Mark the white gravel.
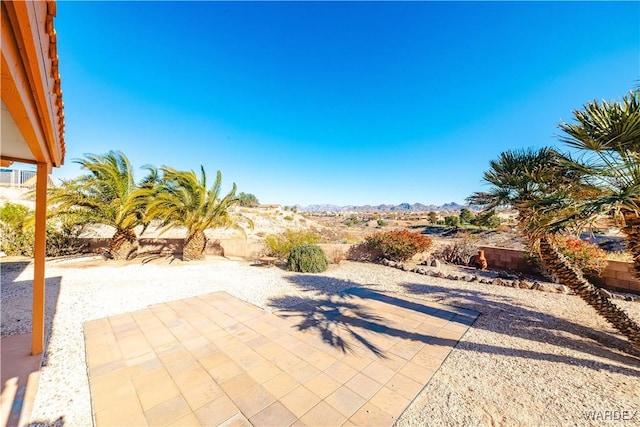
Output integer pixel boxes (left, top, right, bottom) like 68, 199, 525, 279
2, 256, 639, 426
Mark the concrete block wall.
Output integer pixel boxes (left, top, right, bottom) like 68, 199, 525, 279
479, 246, 535, 274
480, 245, 640, 295
589, 260, 640, 294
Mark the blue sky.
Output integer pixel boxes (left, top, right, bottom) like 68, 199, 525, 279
51, 1, 639, 206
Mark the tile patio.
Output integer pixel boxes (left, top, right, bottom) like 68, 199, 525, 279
83, 288, 478, 426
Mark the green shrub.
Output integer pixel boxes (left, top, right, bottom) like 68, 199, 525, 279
344, 217, 360, 227
365, 229, 433, 262
377, 219, 388, 227
0, 203, 34, 256
264, 229, 321, 259
284, 215, 294, 221
472, 209, 501, 229
0, 202, 86, 257
444, 216, 460, 227
459, 208, 474, 224
287, 244, 328, 273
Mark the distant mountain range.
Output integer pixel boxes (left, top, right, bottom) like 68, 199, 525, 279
297, 202, 470, 213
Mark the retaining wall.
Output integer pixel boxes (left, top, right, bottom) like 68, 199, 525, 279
480, 245, 640, 295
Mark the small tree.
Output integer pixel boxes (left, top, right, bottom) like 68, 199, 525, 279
238, 192, 259, 207
428, 211, 438, 224
459, 208, 474, 224
472, 209, 501, 229
143, 167, 252, 261
444, 215, 460, 227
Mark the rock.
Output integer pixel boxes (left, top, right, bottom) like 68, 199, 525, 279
401, 264, 410, 272
598, 288, 614, 299
493, 278, 503, 287
518, 280, 532, 289
468, 276, 478, 282
479, 279, 487, 284
625, 295, 634, 302
556, 285, 569, 294
431, 259, 441, 268
417, 268, 427, 275
433, 271, 445, 278
498, 271, 519, 280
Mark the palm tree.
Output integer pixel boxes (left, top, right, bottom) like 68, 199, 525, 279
143, 166, 252, 261
468, 147, 640, 350
47, 151, 155, 260
558, 90, 640, 277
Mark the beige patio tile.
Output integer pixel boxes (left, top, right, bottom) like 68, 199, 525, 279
207, 359, 244, 383
249, 401, 297, 427
166, 411, 202, 426
254, 341, 286, 359
399, 361, 437, 384
194, 395, 239, 426
340, 353, 373, 371
386, 373, 424, 400
246, 361, 283, 384
182, 380, 225, 411
348, 401, 396, 426
325, 386, 367, 418
305, 351, 338, 370
144, 395, 191, 426
220, 372, 259, 398
279, 385, 321, 418
134, 373, 181, 412
287, 361, 320, 383
262, 372, 299, 399
345, 372, 383, 400
91, 378, 137, 413
297, 401, 347, 427
198, 349, 232, 370
324, 360, 358, 383
88, 358, 126, 378
125, 352, 163, 378
232, 384, 277, 418
360, 360, 397, 385
171, 364, 212, 393
189, 342, 221, 359
94, 407, 148, 426
220, 412, 253, 426
303, 372, 341, 399
369, 386, 411, 418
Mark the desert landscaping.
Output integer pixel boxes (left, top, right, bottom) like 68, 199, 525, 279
2, 193, 640, 425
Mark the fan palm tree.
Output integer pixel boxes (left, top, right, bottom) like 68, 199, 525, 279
143, 166, 252, 261
468, 147, 640, 350
47, 151, 155, 260
557, 90, 640, 276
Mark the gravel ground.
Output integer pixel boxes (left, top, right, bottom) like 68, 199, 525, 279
2, 256, 639, 427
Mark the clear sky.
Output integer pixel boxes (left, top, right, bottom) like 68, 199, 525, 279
50, 1, 639, 206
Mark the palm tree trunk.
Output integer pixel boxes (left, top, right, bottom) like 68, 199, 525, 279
109, 228, 138, 260
538, 236, 640, 350
621, 210, 640, 278
183, 230, 207, 261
